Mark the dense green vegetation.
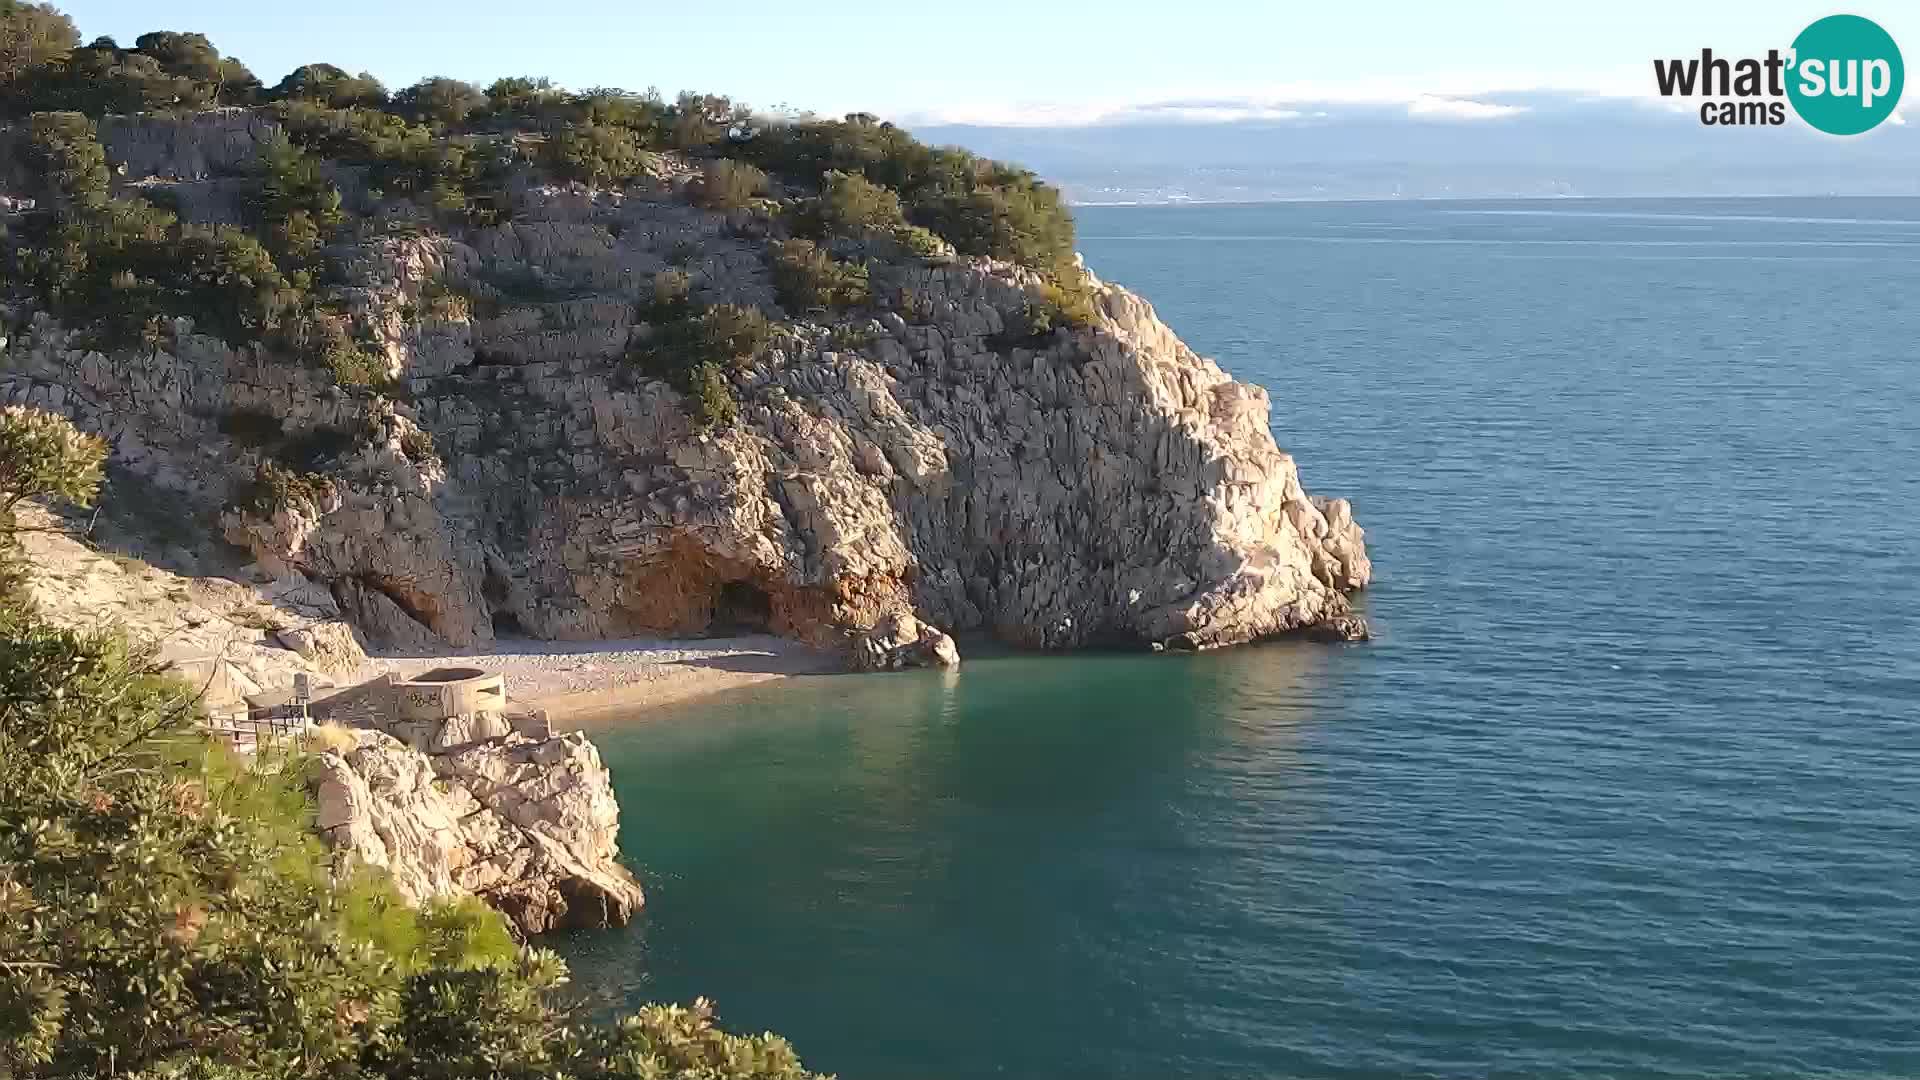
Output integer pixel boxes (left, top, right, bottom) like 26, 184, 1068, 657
0, 0, 1092, 423
0, 406, 830, 1079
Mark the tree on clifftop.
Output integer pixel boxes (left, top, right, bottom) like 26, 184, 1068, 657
394, 76, 487, 129
271, 62, 386, 109
0, 1, 76, 92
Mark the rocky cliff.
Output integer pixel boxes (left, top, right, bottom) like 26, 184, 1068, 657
12, 502, 644, 938
1, 110, 1370, 665
309, 722, 644, 937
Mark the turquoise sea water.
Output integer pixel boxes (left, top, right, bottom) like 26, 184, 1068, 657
557, 198, 1920, 1079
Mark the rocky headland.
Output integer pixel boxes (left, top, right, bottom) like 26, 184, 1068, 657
2, 105, 1370, 937
4, 109, 1369, 670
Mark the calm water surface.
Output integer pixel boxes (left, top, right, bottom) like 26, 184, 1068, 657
558, 198, 1920, 1079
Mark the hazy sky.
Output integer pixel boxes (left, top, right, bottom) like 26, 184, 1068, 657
50, 1, 1918, 124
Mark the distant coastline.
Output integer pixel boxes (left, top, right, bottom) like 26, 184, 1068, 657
1068, 191, 1920, 208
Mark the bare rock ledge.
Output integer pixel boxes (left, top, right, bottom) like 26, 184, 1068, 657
309, 718, 644, 938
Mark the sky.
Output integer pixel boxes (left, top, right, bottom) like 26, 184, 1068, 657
50, 1, 1920, 125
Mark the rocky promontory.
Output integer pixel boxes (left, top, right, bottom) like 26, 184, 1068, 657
2, 109, 1370, 671
308, 719, 644, 937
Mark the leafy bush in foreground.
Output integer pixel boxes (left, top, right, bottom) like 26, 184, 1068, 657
0, 423, 827, 1076
0, 406, 103, 598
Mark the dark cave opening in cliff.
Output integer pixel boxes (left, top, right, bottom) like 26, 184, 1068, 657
711, 580, 773, 636
483, 571, 525, 637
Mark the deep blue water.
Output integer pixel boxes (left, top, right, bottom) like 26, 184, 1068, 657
558, 198, 1920, 1079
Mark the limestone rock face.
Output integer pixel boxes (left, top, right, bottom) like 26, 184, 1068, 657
849, 611, 961, 671
309, 725, 644, 937
848, 611, 960, 668
2, 128, 1371, 661
99, 109, 278, 182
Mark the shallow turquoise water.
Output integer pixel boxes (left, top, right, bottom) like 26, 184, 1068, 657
559, 198, 1920, 1079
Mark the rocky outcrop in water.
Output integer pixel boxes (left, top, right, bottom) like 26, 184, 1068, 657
309, 721, 644, 937
0, 110, 1371, 668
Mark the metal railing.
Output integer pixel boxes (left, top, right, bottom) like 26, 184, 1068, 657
207, 675, 313, 752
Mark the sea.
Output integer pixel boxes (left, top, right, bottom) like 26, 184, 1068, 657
555, 197, 1920, 1079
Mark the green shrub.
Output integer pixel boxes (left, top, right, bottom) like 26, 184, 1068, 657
634, 304, 770, 373
418, 277, 472, 321
895, 286, 934, 322
270, 62, 386, 108
643, 268, 694, 320
665, 90, 745, 150
277, 307, 388, 388
394, 76, 487, 128
21, 110, 107, 209
571, 87, 668, 135
914, 178, 1077, 272
690, 158, 769, 211
5, 26, 257, 117
398, 428, 437, 465
239, 460, 334, 514
630, 304, 773, 429
482, 75, 565, 124
827, 323, 876, 351
686, 360, 738, 430
133, 30, 259, 101
324, 340, 389, 388
815, 169, 905, 236
135, 184, 182, 215
769, 238, 869, 311
541, 122, 649, 188
1040, 267, 1101, 327
0, 2, 77, 102
0, 406, 105, 542
20, 194, 301, 351
996, 269, 1101, 345
735, 115, 1078, 271
271, 101, 487, 214
252, 131, 342, 264
736, 113, 934, 191
890, 222, 947, 258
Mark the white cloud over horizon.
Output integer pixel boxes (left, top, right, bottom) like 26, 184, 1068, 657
883, 74, 1659, 129
1405, 95, 1529, 120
